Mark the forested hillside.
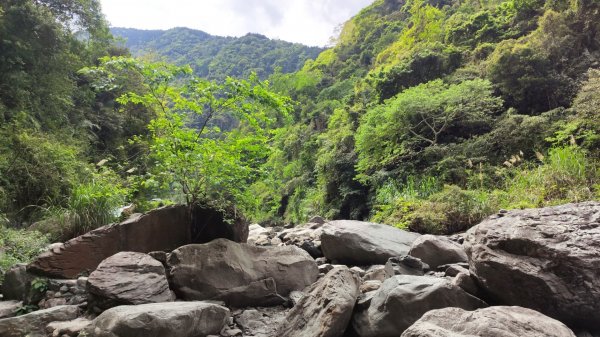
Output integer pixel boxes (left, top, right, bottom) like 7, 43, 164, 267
111, 27, 324, 80
249, 0, 600, 231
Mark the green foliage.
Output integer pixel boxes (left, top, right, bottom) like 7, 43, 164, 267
255, 0, 600, 227
0, 226, 49, 284
559, 68, 600, 149
0, 0, 135, 231
85, 57, 292, 211
31, 277, 48, 293
356, 78, 502, 180
0, 128, 89, 223
369, 43, 464, 101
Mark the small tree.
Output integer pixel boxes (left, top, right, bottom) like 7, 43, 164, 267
81, 57, 292, 209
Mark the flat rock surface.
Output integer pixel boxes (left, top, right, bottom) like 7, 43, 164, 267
0, 305, 79, 337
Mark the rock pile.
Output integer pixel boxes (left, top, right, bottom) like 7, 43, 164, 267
0, 202, 598, 337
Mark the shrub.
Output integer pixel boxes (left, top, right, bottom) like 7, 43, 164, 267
0, 226, 49, 284
408, 185, 498, 234
371, 176, 441, 229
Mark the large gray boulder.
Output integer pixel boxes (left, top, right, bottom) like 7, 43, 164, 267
352, 275, 486, 337
84, 302, 229, 337
320, 221, 420, 265
408, 234, 467, 269
464, 202, 600, 330
87, 252, 174, 310
0, 305, 79, 337
168, 239, 318, 307
401, 306, 576, 337
279, 266, 360, 337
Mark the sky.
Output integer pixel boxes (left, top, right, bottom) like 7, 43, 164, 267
99, 0, 374, 47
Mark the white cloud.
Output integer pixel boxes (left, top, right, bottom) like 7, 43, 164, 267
99, 0, 373, 46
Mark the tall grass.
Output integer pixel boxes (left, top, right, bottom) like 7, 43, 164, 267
370, 146, 598, 234
36, 170, 128, 241
502, 146, 596, 208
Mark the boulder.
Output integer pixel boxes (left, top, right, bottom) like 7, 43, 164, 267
401, 306, 576, 337
442, 263, 469, 277
1, 264, 42, 304
84, 302, 229, 337
408, 234, 467, 269
452, 271, 480, 296
363, 265, 386, 281
0, 305, 79, 337
87, 252, 174, 310
168, 239, 318, 307
464, 202, 600, 330
384, 256, 428, 277
320, 220, 420, 265
352, 275, 486, 337
360, 280, 382, 293
278, 266, 361, 337
247, 224, 274, 246
28, 205, 248, 279
0, 301, 22, 319
300, 240, 323, 258
279, 227, 322, 245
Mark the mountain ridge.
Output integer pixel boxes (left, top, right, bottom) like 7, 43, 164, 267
111, 27, 324, 81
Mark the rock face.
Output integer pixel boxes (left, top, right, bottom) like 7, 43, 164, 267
0, 305, 79, 337
352, 275, 486, 337
87, 252, 174, 310
168, 239, 318, 307
408, 234, 467, 269
84, 302, 229, 337
320, 221, 420, 265
28, 205, 248, 279
278, 266, 361, 337
464, 202, 600, 330
401, 306, 576, 337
